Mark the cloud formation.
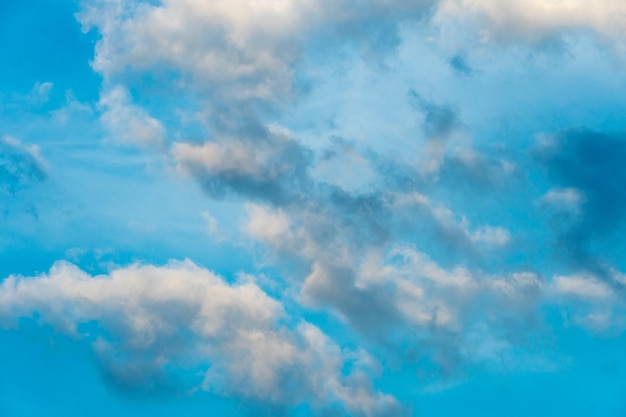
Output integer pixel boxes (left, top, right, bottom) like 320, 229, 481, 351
0, 260, 400, 416
78, 0, 435, 102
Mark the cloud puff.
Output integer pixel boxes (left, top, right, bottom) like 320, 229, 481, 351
541, 187, 586, 214
0, 136, 47, 194
0, 260, 400, 416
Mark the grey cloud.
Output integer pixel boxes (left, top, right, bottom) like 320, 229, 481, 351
172, 125, 312, 206
246, 202, 545, 377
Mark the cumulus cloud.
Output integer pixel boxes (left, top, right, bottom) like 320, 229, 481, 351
77, 0, 435, 106
0, 260, 400, 416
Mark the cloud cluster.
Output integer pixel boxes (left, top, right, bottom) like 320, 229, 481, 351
0, 260, 401, 416
246, 202, 542, 375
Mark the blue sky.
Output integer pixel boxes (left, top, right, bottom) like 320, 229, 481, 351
1, 1, 626, 416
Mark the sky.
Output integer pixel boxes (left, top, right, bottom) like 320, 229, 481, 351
1, 0, 626, 416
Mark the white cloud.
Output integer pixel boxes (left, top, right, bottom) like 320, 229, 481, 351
99, 85, 166, 147
554, 274, 613, 300
0, 260, 398, 416
551, 273, 626, 332
541, 187, 586, 214
470, 225, 511, 246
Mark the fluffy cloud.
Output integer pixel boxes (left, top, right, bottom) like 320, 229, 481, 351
78, 0, 435, 102
0, 260, 400, 416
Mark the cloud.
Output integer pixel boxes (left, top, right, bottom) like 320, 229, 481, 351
245, 202, 544, 376
99, 85, 166, 147
540, 187, 586, 214
78, 0, 436, 103
0, 259, 400, 416
554, 274, 613, 300
437, 0, 626, 42
0, 136, 47, 194
552, 271, 626, 332
172, 124, 311, 204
